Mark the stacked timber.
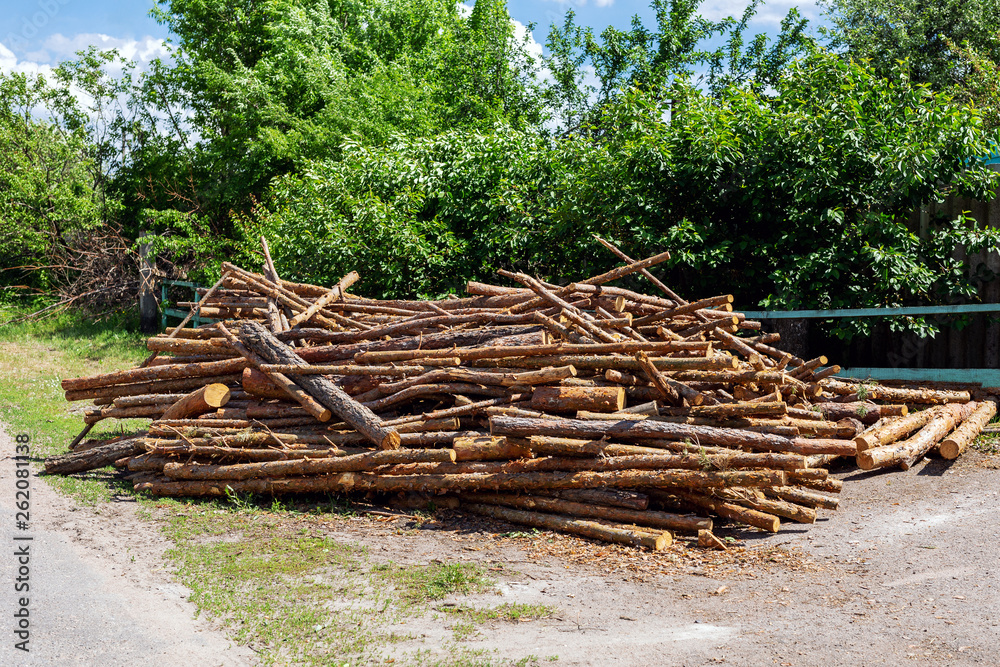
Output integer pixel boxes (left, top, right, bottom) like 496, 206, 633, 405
44, 238, 1000, 552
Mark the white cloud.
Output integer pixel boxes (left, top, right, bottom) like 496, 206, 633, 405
0, 33, 169, 79
697, 0, 822, 25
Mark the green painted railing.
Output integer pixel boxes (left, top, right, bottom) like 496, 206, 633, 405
741, 303, 1000, 319
160, 280, 214, 330
738, 303, 1000, 387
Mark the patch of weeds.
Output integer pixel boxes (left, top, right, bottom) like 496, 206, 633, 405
375, 561, 494, 604
451, 620, 477, 642
500, 528, 541, 539
972, 434, 1000, 455
443, 603, 556, 623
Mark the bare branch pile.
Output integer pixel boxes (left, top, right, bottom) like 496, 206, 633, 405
44, 239, 999, 551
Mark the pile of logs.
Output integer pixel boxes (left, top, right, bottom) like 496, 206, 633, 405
44, 238, 999, 552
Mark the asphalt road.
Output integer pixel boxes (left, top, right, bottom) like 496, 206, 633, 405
0, 426, 253, 667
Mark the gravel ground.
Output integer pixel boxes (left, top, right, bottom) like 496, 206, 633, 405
2, 420, 997, 666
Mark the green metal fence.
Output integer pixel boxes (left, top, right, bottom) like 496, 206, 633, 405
740, 304, 1000, 387
160, 280, 214, 330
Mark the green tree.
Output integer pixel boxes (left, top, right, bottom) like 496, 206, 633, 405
820, 0, 1000, 88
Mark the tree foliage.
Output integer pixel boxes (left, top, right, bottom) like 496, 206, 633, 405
249, 51, 999, 340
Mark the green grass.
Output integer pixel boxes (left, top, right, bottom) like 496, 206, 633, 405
375, 561, 494, 604
0, 310, 550, 666
441, 603, 556, 624
0, 308, 147, 501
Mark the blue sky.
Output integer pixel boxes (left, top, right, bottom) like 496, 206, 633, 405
0, 0, 826, 75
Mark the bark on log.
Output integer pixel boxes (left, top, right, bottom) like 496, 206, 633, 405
766, 486, 839, 510
162, 448, 456, 481
160, 384, 231, 421
529, 386, 625, 413
490, 415, 798, 452
44, 438, 145, 475
823, 379, 971, 404
462, 502, 671, 551
235, 321, 398, 448
671, 490, 780, 532
939, 400, 997, 460
857, 403, 975, 470
452, 436, 533, 461
460, 493, 708, 533
62, 357, 247, 393
550, 489, 650, 511
853, 409, 939, 452
241, 367, 290, 399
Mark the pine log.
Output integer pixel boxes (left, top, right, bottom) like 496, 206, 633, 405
43, 438, 145, 475
61, 357, 247, 393
241, 367, 291, 399
160, 384, 232, 421
525, 435, 683, 458
671, 490, 781, 532
853, 409, 939, 452
287, 271, 359, 327
235, 321, 398, 448
460, 493, 708, 533
452, 436, 533, 461
462, 502, 671, 551
551, 489, 650, 511
721, 491, 816, 524
824, 379, 971, 404
939, 400, 997, 459
137, 468, 786, 497
83, 405, 165, 424
65, 373, 244, 403
766, 486, 839, 510
489, 415, 798, 452
529, 386, 625, 413
112, 393, 187, 408
857, 403, 976, 470
163, 448, 456, 481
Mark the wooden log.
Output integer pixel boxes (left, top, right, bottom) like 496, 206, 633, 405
146, 445, 348, 462
824, 379, 971, 404
462, 502, 671, 551
162, 448, 456, 481
632, 294, 735, 327
551, 489, 650, 511
452, 436, 533, 461
160, 384, 231, 421
698, 529, 728, 550
241, 367, 290, 399
525, 435, 681, 458
43, 438, 145, 475
526, 436, 808, 469
61, 357, 247, 393
236, 320, 399, 448
660, 401, 787, 419
460, 493, 708, 533
145, 338, 238, 356
287, 271, 360, 328
112, 393, 187, 408
217, 324, 333, 423
766, 487, 839, 511
858, 403, 976, 470
353, 341, 709, 364
529, 386, 625, 413
671, 490, 781, 532
490, 415, 797, 452
940, 400, 997, 459
720, 490, 816, 524
468, 354, 737, 371
853, 408, 939, 452
83, 405, 165, 424
814, 402, 907, 424
795, 477, 844, 493
137, 468, 786, 498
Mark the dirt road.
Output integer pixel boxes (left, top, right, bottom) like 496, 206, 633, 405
0, 427, 254, 667
2, 419, 998, 666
